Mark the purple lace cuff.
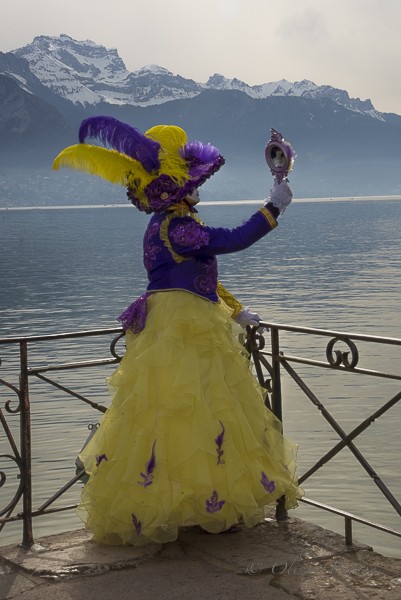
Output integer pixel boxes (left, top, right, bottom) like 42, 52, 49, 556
118, 292, 150, 333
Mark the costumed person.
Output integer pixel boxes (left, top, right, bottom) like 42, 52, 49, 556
53, 117, 303, 546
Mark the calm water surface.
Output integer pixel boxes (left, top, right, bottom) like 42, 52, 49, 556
1, 198, 401, 556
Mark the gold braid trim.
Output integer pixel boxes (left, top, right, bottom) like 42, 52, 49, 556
159, 206, 206, 263
159, 210, 192, 263
259, 206, 278, 229
217, 282, 243, 318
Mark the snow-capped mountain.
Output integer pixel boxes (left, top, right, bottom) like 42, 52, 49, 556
10, 34, 202, 106
0, 34, 383, 120
207, 74, 381, 120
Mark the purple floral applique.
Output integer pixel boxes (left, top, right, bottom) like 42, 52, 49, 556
169, 220, 210, 250
260, 471, 276, 494
138, 440, 157, 488
206, 490, 225, 513
95, 454, 108, 466
215, 421, 225, 465
131, 513, 142, 536
194, 257, 218, 295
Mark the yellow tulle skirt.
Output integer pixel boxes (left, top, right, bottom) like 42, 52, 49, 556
77, 291, 303, 545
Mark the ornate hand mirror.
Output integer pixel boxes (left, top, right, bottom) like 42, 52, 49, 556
265, 129, 296, 183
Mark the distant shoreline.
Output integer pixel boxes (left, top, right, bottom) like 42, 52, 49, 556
1, 195, 401, 211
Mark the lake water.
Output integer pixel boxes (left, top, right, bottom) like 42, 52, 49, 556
1, 197, 401, 556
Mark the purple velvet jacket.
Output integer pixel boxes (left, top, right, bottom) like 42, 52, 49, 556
118, 203, 279, 332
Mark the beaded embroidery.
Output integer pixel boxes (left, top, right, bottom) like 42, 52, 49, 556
169, 220, 210, 250
143, 222, 162, 270
194, 258, 218, 295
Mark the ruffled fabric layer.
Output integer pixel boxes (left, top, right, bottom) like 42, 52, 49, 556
77, 291, 302, 545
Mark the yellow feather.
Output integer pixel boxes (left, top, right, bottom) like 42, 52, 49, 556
52, 144, 153, 188
145, 125, 189, 183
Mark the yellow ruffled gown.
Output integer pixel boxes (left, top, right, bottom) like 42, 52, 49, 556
77, 291, 302, 545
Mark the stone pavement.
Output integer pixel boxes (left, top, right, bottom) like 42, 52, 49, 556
1, 517, 401, 600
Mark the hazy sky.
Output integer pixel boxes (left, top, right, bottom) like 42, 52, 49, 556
2, 0, 401, 114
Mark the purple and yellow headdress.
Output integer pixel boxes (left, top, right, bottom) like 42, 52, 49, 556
52, 116, 225, 213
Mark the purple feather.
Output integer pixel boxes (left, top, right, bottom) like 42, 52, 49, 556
78, 116, 161, 173
181, 141, 221, 164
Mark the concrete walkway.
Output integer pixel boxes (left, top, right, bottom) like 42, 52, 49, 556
1, 517, 401, 599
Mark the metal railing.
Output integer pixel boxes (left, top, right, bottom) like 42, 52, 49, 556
0, 327, 123, 548
247, 322, 401, 546
1, 323, 401, 549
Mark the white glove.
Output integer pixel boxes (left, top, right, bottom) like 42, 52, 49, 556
235, 307, 263, 329
268, 180, 293, 214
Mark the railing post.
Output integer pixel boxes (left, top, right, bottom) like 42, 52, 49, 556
270, 327, 283, 423
270, 327, 288, 521
19, 340, 34, 548
345, 516, 353, 546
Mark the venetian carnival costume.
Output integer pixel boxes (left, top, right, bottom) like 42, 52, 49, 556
53, 117, 303, 545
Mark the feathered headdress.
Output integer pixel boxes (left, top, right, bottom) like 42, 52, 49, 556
52, 116, 225, 213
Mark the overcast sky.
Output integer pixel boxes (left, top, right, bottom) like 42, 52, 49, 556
2, 0, 401, 114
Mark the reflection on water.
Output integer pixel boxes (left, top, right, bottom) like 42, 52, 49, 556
1, 199, 401, 555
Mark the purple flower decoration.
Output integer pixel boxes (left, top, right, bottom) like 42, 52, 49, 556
95, 453, 108, 466
138, 440, 157, 488
260, 471, 276, 494
215, 421, 225, 465
206, 490, 225, 513
144, 175, 183, 212
124, 139, 225, 214
131, 513, 142, 536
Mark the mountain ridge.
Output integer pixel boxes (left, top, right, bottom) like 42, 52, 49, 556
0, 34, 387, 122
1, 34, 401, 205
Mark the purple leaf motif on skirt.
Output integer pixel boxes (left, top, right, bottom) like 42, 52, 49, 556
95, 454, 108, 466
206, 490, 225, 513
131, 513, 142, 536
215, 420, 225, 465
138, 440, 156, 488
261, 471, 276, 493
